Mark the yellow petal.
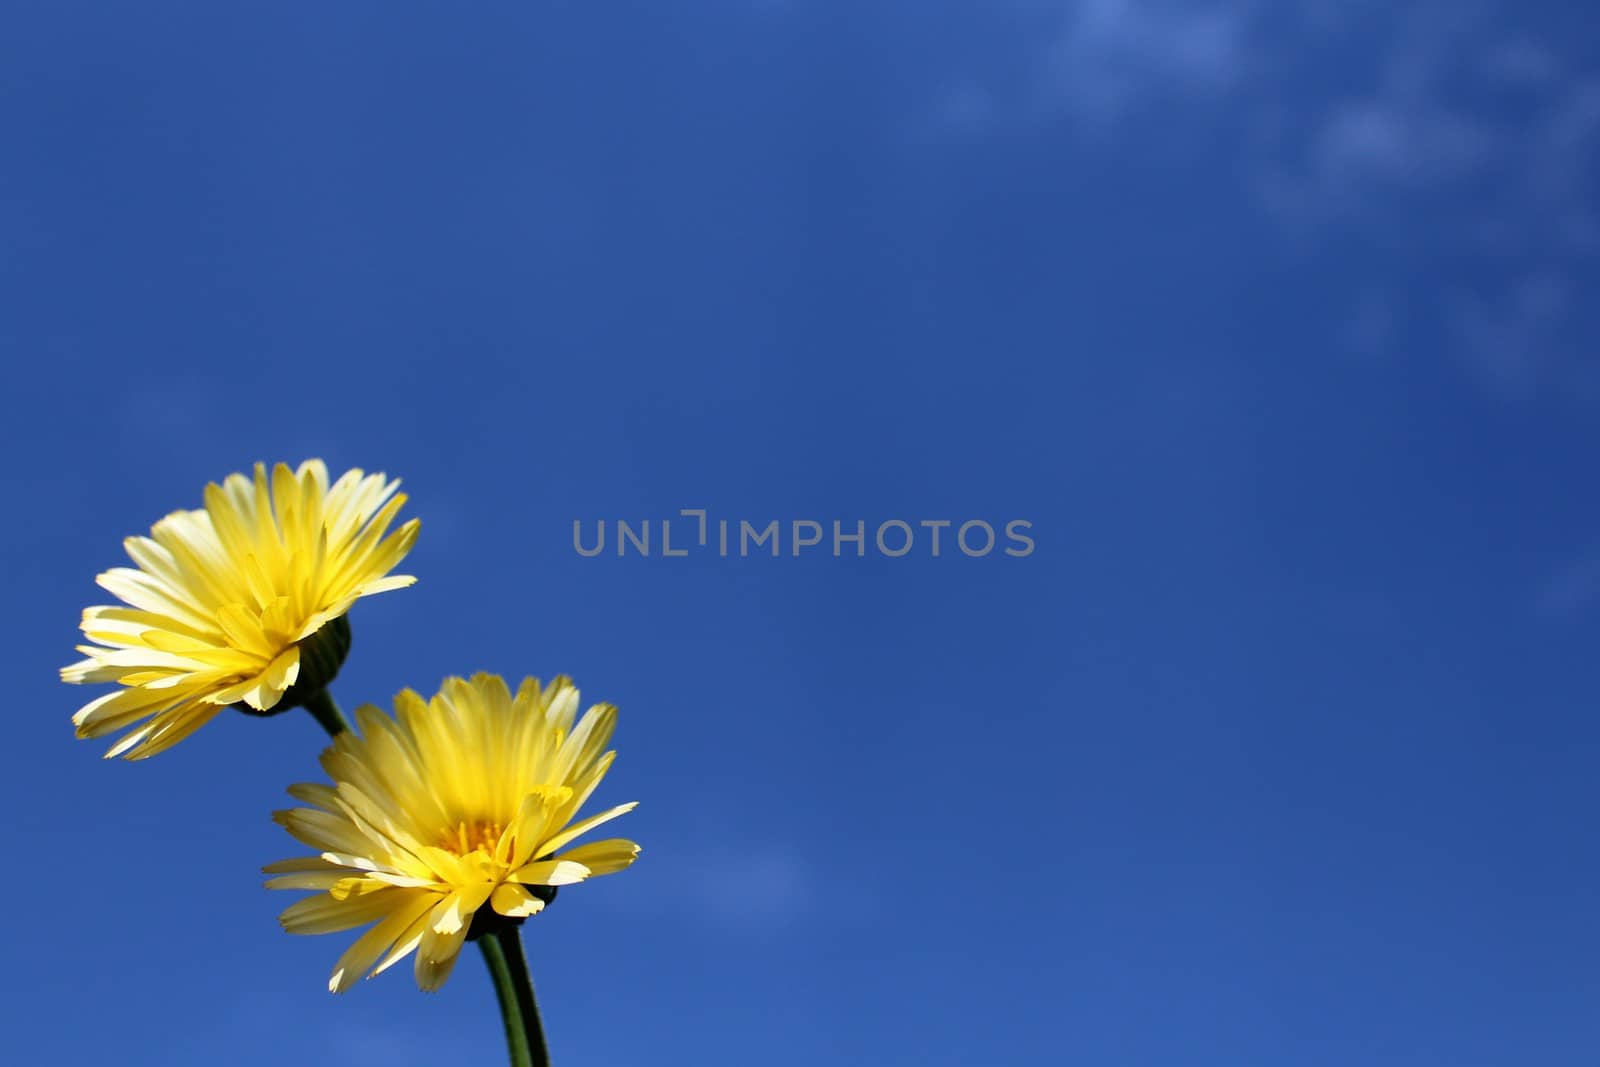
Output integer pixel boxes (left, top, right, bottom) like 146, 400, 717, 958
281, 887, 403, 935
489, 883, 547, 918
536, 802, 639, 858
554, 838, 642, 877
509, 859, 591, 887
326, 891, 436, 993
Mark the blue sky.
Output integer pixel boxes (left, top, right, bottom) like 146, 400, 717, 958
3, 2, 1599, 1064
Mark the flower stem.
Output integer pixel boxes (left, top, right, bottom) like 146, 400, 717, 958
480, 927, 550, 1067
303, 688, 351, 736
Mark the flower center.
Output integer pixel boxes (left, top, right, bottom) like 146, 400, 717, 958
438, 786, 573, 858
444, 819, 506, 857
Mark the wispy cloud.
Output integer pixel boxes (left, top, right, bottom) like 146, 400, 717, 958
1447, 272, 1582, 400
688, 845, 813, 927
1536, 550, 1600, 619
156, 991, 470, 1066
937, 1, 1600, 400
621, 841, 816, 932
1043, 0, 1249, 125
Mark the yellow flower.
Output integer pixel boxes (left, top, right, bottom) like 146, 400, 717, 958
62, 460, 419, 760
266, 673, 641, 993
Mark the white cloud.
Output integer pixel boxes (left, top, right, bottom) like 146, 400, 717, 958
1483, 38, 1563, 88
1311, 100, 1492, 189
1537, 550, 1600, 619
1045, 0, 1249, 124
940, 1, 1599, 400
680, 844, 813, 929
621, 841, 815, 932
937, 82, 995, 132
1448, 272, 1575, 399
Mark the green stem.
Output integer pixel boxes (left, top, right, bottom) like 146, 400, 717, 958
480, 928, 549, 1067
303, 688, 351, 736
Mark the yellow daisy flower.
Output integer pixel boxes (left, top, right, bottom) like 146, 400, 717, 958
62, 460, 419, 760
266, 673, 641, 993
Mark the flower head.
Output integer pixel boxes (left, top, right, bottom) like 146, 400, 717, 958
63, 460, 419, 759
266, 673, 640, 993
